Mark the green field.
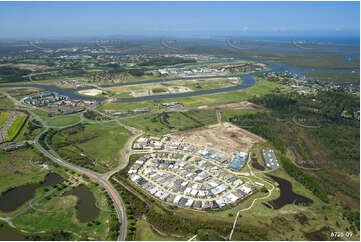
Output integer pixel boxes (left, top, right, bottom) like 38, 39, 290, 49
0, 97, 15, 108
0, 112, 9, 127
12, 182, 115, 240
120, 109, 217, 135
47, 115, 81, 127
50, 123, 132, 172
152, 88, 167, 93
0, 147, 69, 218
220, 109, 262, 122
135, 220, 183, 241
31, 109, 51, 120
6, 114, 27, 141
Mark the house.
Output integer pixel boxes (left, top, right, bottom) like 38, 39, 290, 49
185, 199, 194, 207
193, 200, 202, 209
178, 197, 188, 206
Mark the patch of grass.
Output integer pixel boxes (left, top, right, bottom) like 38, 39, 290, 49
12, 182, 114, 240
51, 123, 132, 171
6, 114, 27, 141
0, 111, 9, 127
0, 97, 15, 108
120, 110, 217, 135
152, 88, 167, 93
135, 220, 183, 241
47, 115, 80, 127
31, 109, 51, 120
220, 109, 261, 122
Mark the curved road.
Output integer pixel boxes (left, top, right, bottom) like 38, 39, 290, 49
35, 127, 127, 241
1, 92, 128, 241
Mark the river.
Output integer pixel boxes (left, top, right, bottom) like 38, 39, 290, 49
0, 58, 359, 103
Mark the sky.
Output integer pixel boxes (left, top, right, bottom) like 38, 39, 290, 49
0, 1, 359, 39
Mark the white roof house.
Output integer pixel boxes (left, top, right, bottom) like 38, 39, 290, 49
185, 199, 194, 207
240, 185, 252, 194
173, 195, 182, 204
215, 198, 225, 207
184, 187, 192, 195
227, 193, 239, 203
190, 190, 198, 196
138, 138, 148, 144
233, 179, 243, 187
154, 141, 163, 149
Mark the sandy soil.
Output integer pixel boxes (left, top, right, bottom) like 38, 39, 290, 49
171, 122, 266, 154
78, 89, 103, 96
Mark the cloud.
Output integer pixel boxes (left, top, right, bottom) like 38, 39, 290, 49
240, 26, 249, 31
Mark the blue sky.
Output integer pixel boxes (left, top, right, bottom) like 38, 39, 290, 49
0, 1, 359, 39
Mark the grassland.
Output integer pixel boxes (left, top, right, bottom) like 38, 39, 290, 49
0, 97, 15, 108
120, 109, 217, 135
47, 115, 81, 127
31, 109, 51, 120
50, 123, 132, 172
12, 182, 114, 240
135, 220, 183, 241
6, 113, 27, 141
220, 109, 262, 122
0, 146, 71, 218
0, 111, 8, 127
0, 148, 49, 197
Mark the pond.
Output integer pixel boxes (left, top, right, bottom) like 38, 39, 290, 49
267, 174, 313, 209
0, 224, 26, 241
62, 184, 100, 223
251, 158, 265, 171
0, 173, 64, 213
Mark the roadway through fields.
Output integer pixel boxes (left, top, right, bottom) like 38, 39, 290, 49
0, 94, 128, 241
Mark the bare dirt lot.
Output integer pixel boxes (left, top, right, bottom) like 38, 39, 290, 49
171, 122, 266, 154
78, 89, 103, 96
197, 101, 264, 111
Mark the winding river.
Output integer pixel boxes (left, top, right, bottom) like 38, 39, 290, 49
0, 58, 359, 103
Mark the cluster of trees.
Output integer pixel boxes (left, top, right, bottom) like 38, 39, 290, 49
127, 68, 145, 77
83, 110, 110, 121
250, 94, 296, 113
343, 208, 360, 231
108, 213, 120, 240
25, 230, 72, 241
280, 156, 329, 203
139, 57, 196, 67
230, 111, 287, 153
0, 66, 31, 82
231, 90, 359, 177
